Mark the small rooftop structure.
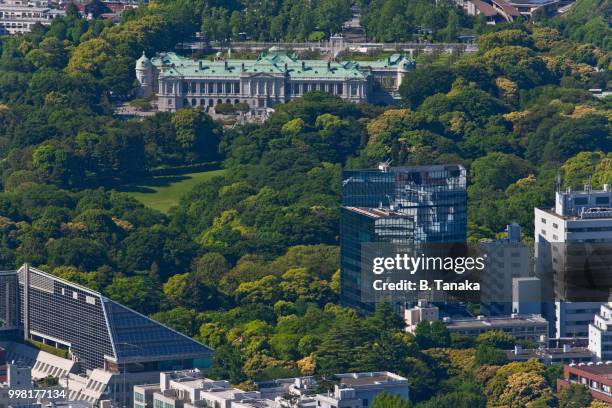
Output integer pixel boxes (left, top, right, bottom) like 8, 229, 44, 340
507, 345, 594, 364
444, 314, 548, 342
553, 184, 612, 219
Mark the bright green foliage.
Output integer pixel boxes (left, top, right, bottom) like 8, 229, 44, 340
104, 275, 163, 314
552, 0, 611, 51
477, 30, 533, 52
558, 384, 593, 408
0, 9, 610, 407
371, 391, 412, 408
360, 0, 472, 42
475, 330, 517, 349
474, 345, 507, 366
171, 108, 220, 159
414, 320, 451, 349
200, 0, 351, 42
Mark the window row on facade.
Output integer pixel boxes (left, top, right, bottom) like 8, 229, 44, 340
161, 80, 365, 98
0, 12, 53, 19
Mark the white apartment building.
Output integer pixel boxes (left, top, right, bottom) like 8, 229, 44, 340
136, 370, 274, 408
313, 372, 409, 408
0, 0, 65, 35
535, 184, 612, 339
135, 370, 409, 408
589, 302, 612, 360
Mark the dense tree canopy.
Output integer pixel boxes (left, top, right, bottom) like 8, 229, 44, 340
0, 3, 609, 406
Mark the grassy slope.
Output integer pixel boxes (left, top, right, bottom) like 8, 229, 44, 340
121, 169, 226, 213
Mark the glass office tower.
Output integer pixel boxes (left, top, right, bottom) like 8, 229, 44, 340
340, 164, 467, 310
0, 264, 214, 373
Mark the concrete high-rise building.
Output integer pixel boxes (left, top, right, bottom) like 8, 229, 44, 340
535, 184, 612, 339
513, 277, 542, 315
480, 223, 531, 316
340, 164, 467, 310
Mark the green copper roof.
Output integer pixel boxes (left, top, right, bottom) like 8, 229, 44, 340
361, 54, 416, 70
151, 50, 368, 81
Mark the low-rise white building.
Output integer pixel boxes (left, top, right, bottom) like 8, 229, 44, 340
507, 344, 594, 364
404, 301, 548, 342
135, 370, 409, 408
313, 372, 409, 408
443, 314, 549, 342
137, 370, 272, 408
0, 0, 65, 35
404, 300, 439, 333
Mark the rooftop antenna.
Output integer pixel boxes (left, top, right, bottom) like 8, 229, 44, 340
378, 159, 392, 172
556, 172, 561, 193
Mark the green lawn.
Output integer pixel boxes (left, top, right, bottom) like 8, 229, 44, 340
121, 169, 226, 213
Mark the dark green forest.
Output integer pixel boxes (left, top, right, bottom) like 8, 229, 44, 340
0, 0, 610, 405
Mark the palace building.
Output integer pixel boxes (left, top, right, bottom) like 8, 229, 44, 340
135, 47, 415, 113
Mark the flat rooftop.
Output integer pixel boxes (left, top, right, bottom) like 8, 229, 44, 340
507, 347, 593, 359
135, 384, 162, 390
336, 372, 407, 387
233, 400, 275, 408
445, 315, 547, 329
204, 388, 260, 400
538, 207, 612, 221
570, 364, 612, 379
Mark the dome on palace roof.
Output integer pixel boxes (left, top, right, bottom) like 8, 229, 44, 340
136, 51, 151, 70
